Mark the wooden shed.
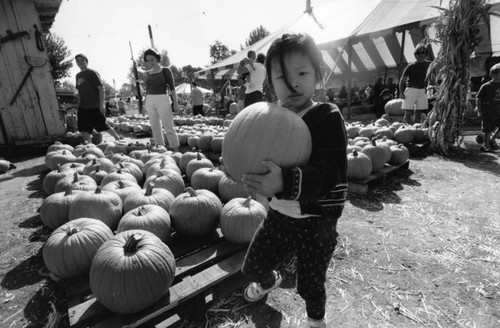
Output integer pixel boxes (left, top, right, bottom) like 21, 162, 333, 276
0, 0, 65, 147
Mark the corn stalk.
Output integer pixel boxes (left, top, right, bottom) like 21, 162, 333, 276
427, 0, 489, 154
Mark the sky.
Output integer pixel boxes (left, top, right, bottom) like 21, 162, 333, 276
50, 0, 380, 89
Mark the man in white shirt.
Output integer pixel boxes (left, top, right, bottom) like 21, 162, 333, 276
238, 51, 266, 108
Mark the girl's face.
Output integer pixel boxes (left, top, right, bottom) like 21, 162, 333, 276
270, 52, 317, 113
145, 55, 158, 69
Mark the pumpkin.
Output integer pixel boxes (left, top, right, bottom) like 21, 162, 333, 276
179, 150, 205, 174
186, 152, 214, 181
60, 162, 85, 175
47, 150, 77, 171
412, 128, 429, 143
43, 218, 113, 278
68, 187, 123, 229
82, 157, 116, 175
104, 142, 128, 156
89, 230, 176, 314
54, 172, 97, 193
115, 162, 143, 186
106, 152, 129, 164
169, 187, 222, 237
358, 125, 377, 139
384, 98, 404, 116
101, 179, 142, 203
361, 139, 388, 172
187, 135, 200, 149
144, 169, 185, 197
389, 144, 410, 165
87, 165, 108, 185
138, 149, 161, 163
218, 174, 251, 203
220, 197, 266, 243
197, 134, 214, 152
374, 127, 394, 140
394, 126, 415, 144
190, 167, 225, 194
117, 204, 172, 243
150, 145, 168, 154
222, 102, 312, 182
128, 149, 149, 160
42, 164, 74, 195
144, 157, 180, 180
346, 145, 363, 154
40, 188, 83, 229
346, 150, 372, 180
73, 152, 98, 165
123, 182, 175, 213
0, 159, 16, 174
100, 168, 137, 187
47, 141, 74, 154
210, 137, 224, 153
346, 124, 361, 139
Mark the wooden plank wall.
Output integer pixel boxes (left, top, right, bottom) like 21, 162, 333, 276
0, 0, 65, 146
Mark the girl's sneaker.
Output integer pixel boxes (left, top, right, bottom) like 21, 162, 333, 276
243, 270, 282, 302
305, 317, 327, 328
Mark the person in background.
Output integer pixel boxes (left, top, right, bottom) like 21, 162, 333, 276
237, 75, 247, 112
117, 97, 126, 115
399, 44, 431, 124
143, 48, 180, 151
475, 63, 500, 152
191, 82, 204, 116
240, 33, 347, 328
74, 54, 122, 143
373, 77, 385, 117
237, 50, 266, 108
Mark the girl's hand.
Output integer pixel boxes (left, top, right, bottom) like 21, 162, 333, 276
241, 161, 283, 197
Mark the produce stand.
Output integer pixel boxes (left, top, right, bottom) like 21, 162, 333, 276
59, 229, 248, 328
347, 160, 410, 195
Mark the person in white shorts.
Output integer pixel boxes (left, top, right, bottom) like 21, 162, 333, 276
399, 45, 431, 124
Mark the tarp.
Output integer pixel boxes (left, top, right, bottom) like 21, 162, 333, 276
175, 83, 213, 95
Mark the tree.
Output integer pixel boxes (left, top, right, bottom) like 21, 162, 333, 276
45, 33, 73, 88
245, 25, 270, 47
209, 40, 232, 64
427, 0, 488, 154
59, 80, 75, 93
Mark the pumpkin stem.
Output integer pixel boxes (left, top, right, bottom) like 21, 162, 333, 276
72, 172, 79, 182
185, 187, 198, 197
57, 163, 63, 173
95, 186, 102, 194
145, 182, 154, 196
66, 225, 80, 235
196, 152, 202, 160
352, 149, 359, 157
118, 180, 126, 189
138, 206, 146, 216
94, 164, 101, 172
64, 187, 73, 196
123, 233, 143, 254
242, 196, 252, 208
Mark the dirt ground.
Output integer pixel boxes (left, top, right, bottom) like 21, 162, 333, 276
0, 132, 499, 328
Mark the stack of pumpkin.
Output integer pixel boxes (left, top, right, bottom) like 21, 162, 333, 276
41, 139, 267, 314
345, 116, 421, 180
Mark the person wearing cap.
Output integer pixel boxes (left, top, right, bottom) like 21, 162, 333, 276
74, 54, 122, 143
143, 48, 180, 151
399, 45, 432, 124
237, 51, 266, 108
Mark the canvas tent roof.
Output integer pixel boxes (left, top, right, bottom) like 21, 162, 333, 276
195, 0, 500, 82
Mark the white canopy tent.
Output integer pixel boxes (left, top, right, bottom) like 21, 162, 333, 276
175, 83, 213, 95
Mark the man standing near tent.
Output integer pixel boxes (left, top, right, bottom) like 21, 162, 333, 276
191, 82, 205, 116
238, 51, 266, 108
399, 45, 431, 124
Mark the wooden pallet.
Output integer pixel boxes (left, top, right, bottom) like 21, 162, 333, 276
347, 161, 410, 195
406, 142, 430, 157
62, 229, 248, 328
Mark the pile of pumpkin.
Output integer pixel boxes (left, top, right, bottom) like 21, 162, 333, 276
345, 116, 425, 180
41, 140, 266, 314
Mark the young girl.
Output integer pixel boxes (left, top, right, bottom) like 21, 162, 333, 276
143, 49, 180, 151
241, 33, 348, 327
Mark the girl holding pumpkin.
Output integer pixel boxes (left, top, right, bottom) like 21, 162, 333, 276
240, 33, 348, 328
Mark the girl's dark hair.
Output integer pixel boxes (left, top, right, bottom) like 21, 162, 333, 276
265, 33, 323, 93
143, 49, 161, 62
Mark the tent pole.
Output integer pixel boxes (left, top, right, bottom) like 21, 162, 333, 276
346, 37, 353, 120
398, 30, 406, 92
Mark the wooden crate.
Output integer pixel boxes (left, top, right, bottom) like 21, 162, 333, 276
347, 161, 410, 195
62, 229, 248, 328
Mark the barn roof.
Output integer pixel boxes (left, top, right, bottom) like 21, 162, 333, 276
33, 0, 63, 32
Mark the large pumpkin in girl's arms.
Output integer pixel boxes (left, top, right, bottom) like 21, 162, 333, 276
222, 102, 312, 182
